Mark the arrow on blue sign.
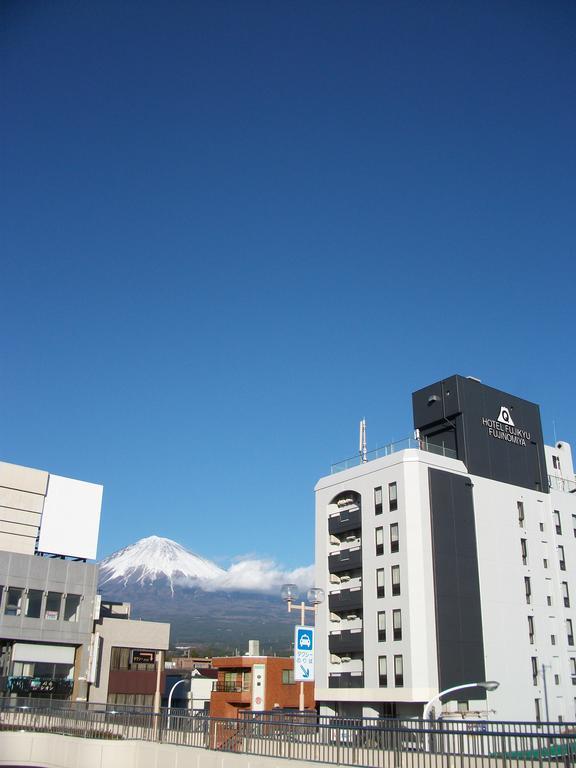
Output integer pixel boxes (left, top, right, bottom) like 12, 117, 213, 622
299, 666, 310, 679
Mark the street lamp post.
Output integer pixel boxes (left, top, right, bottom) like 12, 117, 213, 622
167, 677, 189, 729
281, 584, 324, 712
423, 681, 499, 751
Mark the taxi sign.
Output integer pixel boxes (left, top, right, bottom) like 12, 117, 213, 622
294, 625, 314, 682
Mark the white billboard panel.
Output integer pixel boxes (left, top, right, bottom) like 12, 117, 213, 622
38, 474, 102, 560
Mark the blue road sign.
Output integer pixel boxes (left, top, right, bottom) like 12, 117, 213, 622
294, 625, 315, 682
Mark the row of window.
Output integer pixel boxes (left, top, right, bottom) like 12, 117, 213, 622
374, 483, 397, 515
527, 616, 574, 647
518, 501, 576, 538
375, 524, 399, 556
376, 566, 401, 598
531, 655, 575, 688
0, 585, 81, 622
110, 647, 157, 672
520, 539, 567, 571
378, 654, 403, 687
524, 577, 571, 607
377, 609, 402, 642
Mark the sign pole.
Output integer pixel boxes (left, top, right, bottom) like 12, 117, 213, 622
299, 602, 305, 711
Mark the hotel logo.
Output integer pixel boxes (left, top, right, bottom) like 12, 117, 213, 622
482, 406, 530, 447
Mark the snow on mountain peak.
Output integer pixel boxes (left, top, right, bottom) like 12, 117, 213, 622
99, 535, 225, 590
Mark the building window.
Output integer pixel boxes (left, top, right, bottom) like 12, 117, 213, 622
525, 577, 531, 605
567, 619, 574, 646
532, 657, 538, 686
377, 611, 386, 642
528, 616, 535, 644
535, 698, 541, 723
376, 568, 385, 598
553, 455, 561, 470
543, 559, 548, 569
388, 483, 398, 512
391, 565, 400, 596
375, 527, 384, 556
394, 655, 403, 687
374, 487, 383, 516
44, 592, 62, 621
378, 656, 387, 687
555, 674, 560, 685
25, 589, 43, 619
393, 609, 402, 641
539, 522, 544, 532
551, 635, 556, 646
562, 582, 570, 608
282, 670, 294, 684
5, 587, 24, 617
110, 647, 156, 672
518, 501, 525, 528
570, 658, 576, 684
558, 546, 566, 571
573, 515, 576, 538
390, 523, 399, 554
64, 594, 81, 622
520, 539, 528, 565
554, 510, 562, 535
547, 594, 552, 606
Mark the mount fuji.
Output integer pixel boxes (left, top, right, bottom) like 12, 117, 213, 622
98, 536, 311, 654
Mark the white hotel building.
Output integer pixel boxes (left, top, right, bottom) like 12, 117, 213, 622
315, 375, 576, 722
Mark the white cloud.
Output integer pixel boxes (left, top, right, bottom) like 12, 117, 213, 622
193, 557, 315, 594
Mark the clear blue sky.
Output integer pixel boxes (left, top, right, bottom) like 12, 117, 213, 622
2, 1, 575, 569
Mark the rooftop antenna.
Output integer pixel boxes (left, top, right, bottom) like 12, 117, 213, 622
553, 420, 558, 446
359, 419, 367, 463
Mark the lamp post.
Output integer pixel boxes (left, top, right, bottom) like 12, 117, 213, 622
167, 677, 189, 729
281, 584, 324, 712
423, 681, 499, 751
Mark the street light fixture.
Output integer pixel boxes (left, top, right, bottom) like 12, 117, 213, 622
281, 583, 325, 711
423, 681, 499, 751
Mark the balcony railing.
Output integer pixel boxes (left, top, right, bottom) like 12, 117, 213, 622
328, 547, 362, 574
331, 437, 457, 474
328, 588, 363, 613
329, 630, 364, 654
328, 672, 364, 688
328, 508, 362, 536
215, 682, 250, 694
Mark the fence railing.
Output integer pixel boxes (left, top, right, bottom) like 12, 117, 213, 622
331, 438, 457, 474
1, 701, 575, 767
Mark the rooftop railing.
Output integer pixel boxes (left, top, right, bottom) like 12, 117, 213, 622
331, 438, 457, 474
548, 474, 576, 494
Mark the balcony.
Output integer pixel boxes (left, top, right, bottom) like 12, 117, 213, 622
330, 437, 457, 474
328, 588, 363, 614
329, 630, 364, 654
215, 681, 250, 693
329, 508, 361, 536
328, 547, 362, 574
328, 673, 364, 688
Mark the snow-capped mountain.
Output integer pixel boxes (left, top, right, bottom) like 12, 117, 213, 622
97, 536, 310, 654
99, 535, 225, 590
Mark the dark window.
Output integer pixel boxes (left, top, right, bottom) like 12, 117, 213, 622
390, 523, 399, 554
25, 589, 43, 619
553, 456, 560, 470
393, 609, 402, 641
568, 619, 574, 647
570, 658, 576, 684
388, 483, 398, 512
551, 635, 556, 646
374, 487, 383, 516
378, 656, 387, 687
555, 674, 560, 685
45, 592, 62, 621
528, 616, 535, 644
5, 587, 23, 616
394, 655, 403, 687
64, 594, 81, 622
377, 611, 386, 642
532, 657, 538, 686
535, 698, 541, 723
391, 565, 400, 596
558, 545, 566, 571
521, 539, 528, 565
518, 501, 525, 528
282, 670, 294, 684
562, 582, 570, 608
554, 510, 562, 535
376, 568, 385, 598
375, 527, 384, 556
525, 577, 531, 605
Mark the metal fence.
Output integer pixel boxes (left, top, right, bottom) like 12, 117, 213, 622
1, 700, 575, 768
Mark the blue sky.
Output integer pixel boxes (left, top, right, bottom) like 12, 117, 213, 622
1, 1, 575, 570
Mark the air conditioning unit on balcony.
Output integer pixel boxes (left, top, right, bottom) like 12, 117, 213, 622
345, 534, 357, 542
340, 656, 351, 663
330, 535, 341, 545
346, 613, 358, 620
330, 654, 341, 664
330, 612, 341, 623
330, 574, 341, 584
337, 498, 354, 507
340, 575, 351, 583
